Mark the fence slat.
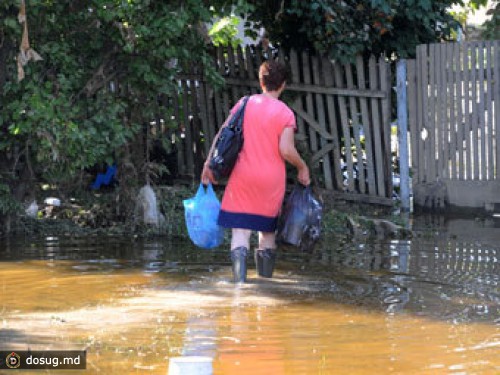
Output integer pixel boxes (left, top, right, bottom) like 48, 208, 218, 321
237, 46, 245, 79
368, 56, 386, 197
226, 45, 240, 105
289, 49, 300, 84
203, 85, 217, 146
449, 43, 457, 179
434, 44, 443, 179
312, 56, 334, 189
456, 43, 465, 180
197, 80, 211, 157
438, 43, 448, 179
407, 59, 418, 187
478, 42, 487, 180
215, 47, 226, 125
443, 43, 451, 179
495, 41, 500, 178
379, 56, 392, 196
345, 63, 366, 194
471, 43, 480, 180
397, 60, 410, 211
485, 41, 494, 180
356, 55, 377, 195
417, 45, 433, 182
447, 43, 456, 179
191, 79, 203, 174
218, 47, 230, 118
244, 46, 259, 95
290, 50, 306, 137
301, 51, 320, 176
290, 50, 306, 136
171, 90, 185, 174
429, 44, 437, 182
181, 80, 194, 175
323, 56, 344, 190
245, 46, 255, 80
334, 62, 355, 192
236, 46, 247, 98
413, 47, 421, 184
462, 43, 472, 179
434, 43, 441, 181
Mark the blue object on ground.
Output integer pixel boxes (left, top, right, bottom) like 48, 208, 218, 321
91, 165, 117, 190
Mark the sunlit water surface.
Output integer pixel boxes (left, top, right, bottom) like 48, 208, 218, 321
0, 216, 498, 374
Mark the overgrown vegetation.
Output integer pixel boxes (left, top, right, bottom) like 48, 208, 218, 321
5, 185, 410, 248
242, 1, 498, 62
481, 1, 500, 39
0, 0, 236, 229
244, 0, 465, 62
0, 0, 495, 234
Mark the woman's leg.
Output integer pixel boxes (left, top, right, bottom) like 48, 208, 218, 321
255, 231, 277, 278
230, 228, 252, 283
258, 231, 276, 249
231, 228, 252, 250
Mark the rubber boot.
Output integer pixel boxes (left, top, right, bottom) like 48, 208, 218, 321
254, 248, 277, 278
231, 246, 248, 283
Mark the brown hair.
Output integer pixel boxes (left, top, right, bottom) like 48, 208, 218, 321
259, 60, 288, 91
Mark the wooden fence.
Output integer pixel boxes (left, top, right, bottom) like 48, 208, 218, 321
168, 46, 394, 205
407, 41, 500, 208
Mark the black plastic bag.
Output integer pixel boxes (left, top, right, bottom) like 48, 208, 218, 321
209, 96, 250, 180
277, 184, 323, 252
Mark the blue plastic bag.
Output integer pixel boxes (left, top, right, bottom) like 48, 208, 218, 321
183, 183, 225, 249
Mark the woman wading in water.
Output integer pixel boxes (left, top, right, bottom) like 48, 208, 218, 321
201, 60, 310, 282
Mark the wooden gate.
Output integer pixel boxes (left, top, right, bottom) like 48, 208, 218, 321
172, 47, 394, 205
407, 41, 500, 210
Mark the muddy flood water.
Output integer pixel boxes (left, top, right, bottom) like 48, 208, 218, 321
0, 215, 498, 374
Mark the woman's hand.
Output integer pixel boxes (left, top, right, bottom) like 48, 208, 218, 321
297, 164, 311, 186
201, 162, 217, 185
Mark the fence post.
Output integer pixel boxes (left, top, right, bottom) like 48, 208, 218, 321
397, 59, 411, 212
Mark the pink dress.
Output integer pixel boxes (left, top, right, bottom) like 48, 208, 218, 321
217, 94, 296, 232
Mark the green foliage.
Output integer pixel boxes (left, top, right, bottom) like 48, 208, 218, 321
450, 1, 499, 40
466, 0, 490, 10
209, 16, 243, 47
481, 1, 500, 40
245, 0, 462, 62
0, 183, 21, 215
0, 0, 227, 192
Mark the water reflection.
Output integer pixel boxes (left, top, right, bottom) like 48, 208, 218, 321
282, 216, 499, 322
0, 215, 498, 374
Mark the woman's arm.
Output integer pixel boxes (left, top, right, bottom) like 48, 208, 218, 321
201, 96, 248, 184
201, 114, 231, 185
279, 127, 310, 186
